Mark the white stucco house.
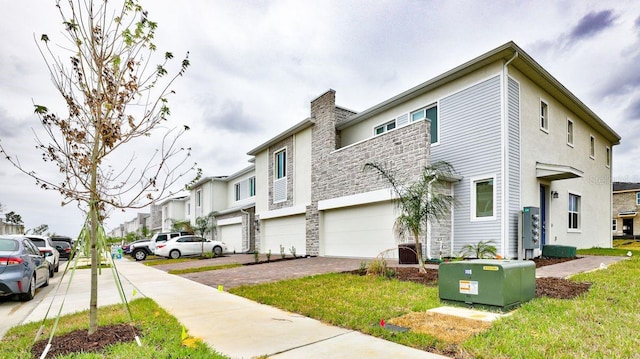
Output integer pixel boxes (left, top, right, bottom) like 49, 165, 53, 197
243, 41, 620, 259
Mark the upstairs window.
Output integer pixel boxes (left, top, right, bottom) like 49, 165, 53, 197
234, 183, 241, 201
540, 100, 549, 132
374, 120, 396, 135
411, 105, 438, 143
275, 149, 286, 179
568, 193, 580, 230
606, 146, 611, 168
249, 176, 256, 196
636, 192, 640, 206
567, 119, 574, 146
589, 135, 595, 159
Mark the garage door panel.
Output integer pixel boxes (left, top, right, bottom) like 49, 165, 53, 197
263, 215, 306, 256
219, 224, 243, 253
323, 202, 397, 258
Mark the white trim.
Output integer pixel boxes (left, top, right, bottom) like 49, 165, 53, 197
539, 98, 549, 133
318, 189, 395, 211
258, 205, 307, 220
470, 174, 498, 222
612, 218, 618, 232
567, 191, 582, 230
589, 134, 596, 160
217, 217, 243, 226
605, 146, 611, 168
566, 118, 574, 147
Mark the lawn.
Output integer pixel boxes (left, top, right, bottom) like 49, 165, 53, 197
0, 298, 227, 358
231, 256, 640, 358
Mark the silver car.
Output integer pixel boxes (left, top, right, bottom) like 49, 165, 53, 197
0, 236, 49, 301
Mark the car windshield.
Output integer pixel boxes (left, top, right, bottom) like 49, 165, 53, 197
53, 241, 70, 248
0, 238, 19, 251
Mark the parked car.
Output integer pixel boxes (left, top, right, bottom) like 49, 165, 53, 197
155, 235, 227, 259
52, 240, 72, 260
148, 231, 193, 253
126, 239, 153, 261
50, 236, 75, 259
24, 235, 59, 277
0, 235, 49, 301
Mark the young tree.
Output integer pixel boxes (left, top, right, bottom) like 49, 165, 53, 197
195, 211, 216, 255
31, 224, 50, 235
4, 211, 23, 225
0, 0, 192, 334
365, 161, 457, 273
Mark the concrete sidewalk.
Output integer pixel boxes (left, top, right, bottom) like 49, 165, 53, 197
535, 255, 627, 278
25, 259, 448, 359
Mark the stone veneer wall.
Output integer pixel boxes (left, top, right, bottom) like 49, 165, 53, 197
305, 90, 433, 256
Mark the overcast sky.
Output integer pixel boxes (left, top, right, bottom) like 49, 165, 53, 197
1, 0, 639, 236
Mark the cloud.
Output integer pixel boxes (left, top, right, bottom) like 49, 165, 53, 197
569, 10, 618, 41
201, 99, 264, 134
627, 96, 640, 120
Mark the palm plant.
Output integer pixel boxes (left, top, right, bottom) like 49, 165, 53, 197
365, 161, 457, 273
459, 240, 498, 259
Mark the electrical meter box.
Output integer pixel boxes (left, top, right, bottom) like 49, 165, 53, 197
438, 259, 536, 310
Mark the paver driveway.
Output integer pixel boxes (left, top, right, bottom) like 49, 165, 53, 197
149, 254, 372, 289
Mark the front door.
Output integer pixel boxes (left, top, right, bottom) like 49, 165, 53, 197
623, 218, 634, 237
539, 185, 547, 246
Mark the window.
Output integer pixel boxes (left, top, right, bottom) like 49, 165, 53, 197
410, 105, 438, 143
568, 193, 580, 230
606, 146, 611, 168
636, 192, 640, 206
612, 219, 617, 231
589, 135, 595, 159
249, 176, 256, 196
374, 120, 396, 135
567, 119, 574, 146
472, 177, 495, 219
234, 183, 241, 201
540, 100, 549, 132
275, 149, 286, 179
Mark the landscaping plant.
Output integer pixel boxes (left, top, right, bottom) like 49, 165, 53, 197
459, 240, 498, 259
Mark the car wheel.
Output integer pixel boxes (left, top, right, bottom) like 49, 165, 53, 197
20, 275, 36, 301
169, 250, 181, 259
133, 249, 147, 261
43, 271, 50, 287
49, 264, 55, 278
213, 246, 223, 256
54, 261, 59, 272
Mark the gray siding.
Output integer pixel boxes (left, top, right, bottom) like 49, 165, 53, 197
432, 75, 503, 255
507, 76, 521, 258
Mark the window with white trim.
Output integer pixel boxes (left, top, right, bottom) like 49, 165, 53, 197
589, 135, 595, 159
274, 149, 287, 203
234, 183, 241, 201
636, 192, 640, 206
275, 149, 286, 179
374, 120, 396, 135
249, 176, 256, 196
195, 190, 202, 217
612, 219, 617, 231
540, 100, 549, 132
568, 193, 580, 230
472, 177, 495, 219
567, 119, 574, 146
410, 105, 438, 143
606, 146, 611, 168
234, 176, 256, 201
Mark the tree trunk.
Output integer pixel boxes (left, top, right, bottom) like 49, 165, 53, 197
414, 229, 426, 273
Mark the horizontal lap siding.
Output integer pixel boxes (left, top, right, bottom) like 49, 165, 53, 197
432, 75, 503, 255
507, 77, 521, 258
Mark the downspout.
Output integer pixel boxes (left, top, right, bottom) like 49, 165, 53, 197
502, 51, 518, 258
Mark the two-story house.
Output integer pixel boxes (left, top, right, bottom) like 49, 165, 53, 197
612, 182, 640, 239
247, 41, 620, 260
187, 165, 257, 253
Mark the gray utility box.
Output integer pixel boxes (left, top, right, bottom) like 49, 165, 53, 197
439, 259, 536, 310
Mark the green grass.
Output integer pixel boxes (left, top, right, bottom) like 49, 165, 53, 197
577, 247, 640, 256
143, 257, 199, 266
0, 298, 227, 358
168, 263, 242, 275
231, 257, 640, 357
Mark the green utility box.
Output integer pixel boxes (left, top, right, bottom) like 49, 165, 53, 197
542, 245, 576, 258
438, 260, 536, 310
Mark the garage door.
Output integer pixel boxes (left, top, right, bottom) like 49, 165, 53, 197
322, 201, 397, 258
262, 215, 306, 256
219, 223, 243, 253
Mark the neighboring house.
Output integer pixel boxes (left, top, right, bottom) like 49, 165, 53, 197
148, 203, 162, 234
246, 41, 620, 260
0, 219, 24, 235
187, 165, 256, 253
157, 191, 190, 232
123, 212, 150, 237
612, 182, 640, 239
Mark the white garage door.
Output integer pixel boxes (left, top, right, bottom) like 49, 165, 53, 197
219, 224, 243, 253
262, 215, 306, 256
322, 201, 397, 258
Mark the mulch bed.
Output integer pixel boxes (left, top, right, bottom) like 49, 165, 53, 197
30, 324, 140, 358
